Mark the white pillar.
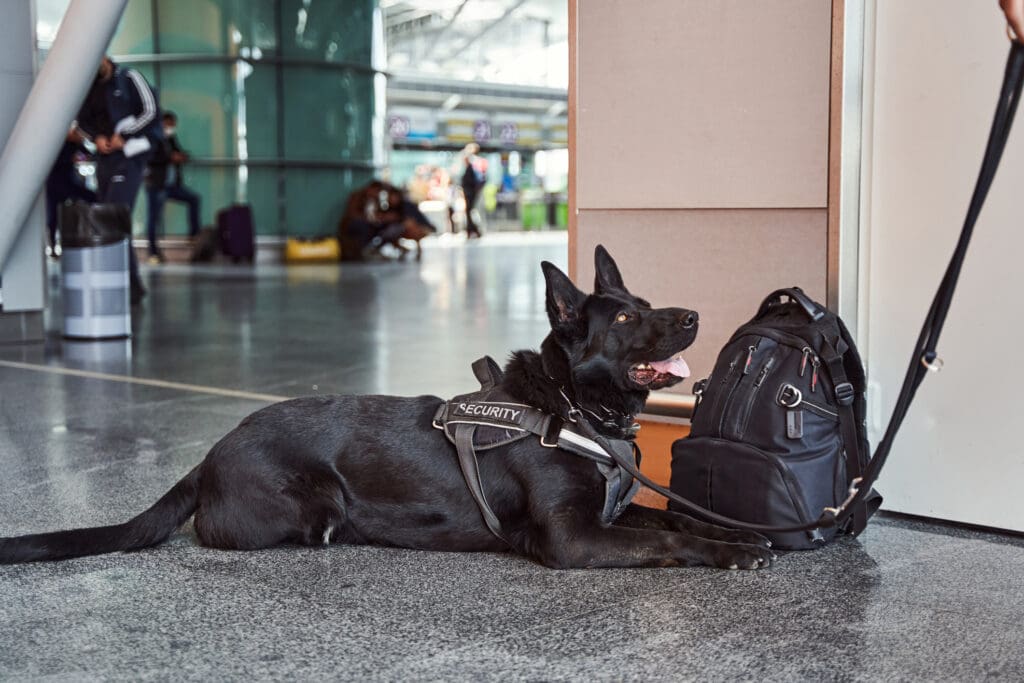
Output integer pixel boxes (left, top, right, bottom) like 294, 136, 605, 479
0, 0, 128, 273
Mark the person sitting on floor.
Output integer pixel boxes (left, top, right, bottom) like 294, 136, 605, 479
338, 181, 435, 261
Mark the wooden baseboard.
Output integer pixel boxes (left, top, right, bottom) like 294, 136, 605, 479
632, 419, 689, 509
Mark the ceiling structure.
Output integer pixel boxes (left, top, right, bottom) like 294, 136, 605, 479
382, 0, 567, 119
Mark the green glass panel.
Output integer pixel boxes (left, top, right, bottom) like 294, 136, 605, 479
155, 0, 278, 55
284, 167, 374, 238
156, 63, 235, 157
279, 0, 373, 63
281, 66, 374, 162
155, 63, 278, 160
242, 167, 282, 235
238, 66, 280, 159
109, 1, 155, 55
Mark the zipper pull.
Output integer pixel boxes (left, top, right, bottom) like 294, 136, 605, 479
743, 345, 756, 375
799, 347, 811, 377
811, 356, 820, 393
754, 357, 774, 387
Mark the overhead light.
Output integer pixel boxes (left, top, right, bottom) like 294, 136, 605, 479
441, 94, 462, 111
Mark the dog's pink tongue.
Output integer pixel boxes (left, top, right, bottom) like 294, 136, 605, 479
650, 356, 690, 378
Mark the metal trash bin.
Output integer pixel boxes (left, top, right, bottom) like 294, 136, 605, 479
59, 202, 132, 340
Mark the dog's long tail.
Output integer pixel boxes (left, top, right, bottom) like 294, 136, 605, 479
0, 465, 202, 564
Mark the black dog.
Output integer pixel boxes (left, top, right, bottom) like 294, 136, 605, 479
0, 246, 773, 569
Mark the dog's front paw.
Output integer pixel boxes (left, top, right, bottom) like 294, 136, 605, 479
712, 543, 776, 570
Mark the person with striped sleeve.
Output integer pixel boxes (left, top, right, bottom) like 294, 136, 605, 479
75, 56, 162, 305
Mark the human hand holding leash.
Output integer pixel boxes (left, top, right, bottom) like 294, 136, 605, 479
1001, 0, 1024, 41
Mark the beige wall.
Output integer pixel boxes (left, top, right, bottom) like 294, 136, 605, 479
572, 0, 835, 387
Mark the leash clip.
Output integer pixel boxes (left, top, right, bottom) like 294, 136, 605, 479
823, 476, 864, 517
920, 354, 944, 373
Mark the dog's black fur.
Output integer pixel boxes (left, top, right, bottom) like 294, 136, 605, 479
0, 246, 773, 569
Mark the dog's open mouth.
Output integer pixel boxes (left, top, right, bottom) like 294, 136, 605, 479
628, 351, 690, 389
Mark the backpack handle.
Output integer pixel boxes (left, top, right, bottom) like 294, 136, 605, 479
756, 287, 826, 322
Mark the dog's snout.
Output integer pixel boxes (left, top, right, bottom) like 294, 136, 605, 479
679, 311, 699, 329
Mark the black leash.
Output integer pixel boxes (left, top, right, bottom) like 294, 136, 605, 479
590, 43, 1024, 536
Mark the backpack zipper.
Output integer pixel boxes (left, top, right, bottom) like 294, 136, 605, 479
703, 348, 745, 431
718, 341, 759, 435
797, 346, 821, 393
736, 355, 776, 439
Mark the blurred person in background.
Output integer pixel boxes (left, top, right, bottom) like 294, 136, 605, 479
75, 55, 161, 304
460, 144, 485, 239
145, 111, 201, 264
44, 127, 95, 255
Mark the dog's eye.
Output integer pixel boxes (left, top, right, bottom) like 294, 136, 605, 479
615, 312, 631, 323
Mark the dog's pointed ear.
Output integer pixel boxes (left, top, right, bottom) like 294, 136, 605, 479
542, 261, 585, 335
594, 244, 627, 294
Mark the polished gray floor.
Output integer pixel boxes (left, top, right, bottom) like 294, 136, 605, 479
1, 234, 1023, 682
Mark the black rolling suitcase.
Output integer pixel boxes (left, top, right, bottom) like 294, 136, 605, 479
217, 204, 255, 262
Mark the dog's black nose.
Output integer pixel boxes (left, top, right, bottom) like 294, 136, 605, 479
679, 311, 698, 329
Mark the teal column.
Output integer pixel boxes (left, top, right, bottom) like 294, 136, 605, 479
110, 0, 381, 238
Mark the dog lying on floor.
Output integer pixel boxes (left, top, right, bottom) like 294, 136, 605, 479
0, 246, 774, 569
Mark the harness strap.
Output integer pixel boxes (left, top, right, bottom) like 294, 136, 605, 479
436, 395, 644, 543
453, 423, 511, 545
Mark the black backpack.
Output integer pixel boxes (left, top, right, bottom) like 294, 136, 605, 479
668, 288, 881, 549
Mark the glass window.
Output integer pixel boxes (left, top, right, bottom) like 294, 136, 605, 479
285, 167, 374, 238
156, 0, 277, 56
109, 1, 156, 55
279, 0, 373, 63
281, 66, 373, 162
156, 62, 278, 160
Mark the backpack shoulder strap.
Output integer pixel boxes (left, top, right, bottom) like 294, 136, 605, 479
820, 338, 870, 535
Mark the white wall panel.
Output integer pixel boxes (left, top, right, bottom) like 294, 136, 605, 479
863, 1, 1024, 529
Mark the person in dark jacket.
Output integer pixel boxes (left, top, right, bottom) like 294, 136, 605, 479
75, 55, 159, 304
460, 144, 484, 239
145, 111, 201, 263
44, 128, 96, 253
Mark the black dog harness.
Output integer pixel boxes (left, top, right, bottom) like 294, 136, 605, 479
432, 357, 641, 544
